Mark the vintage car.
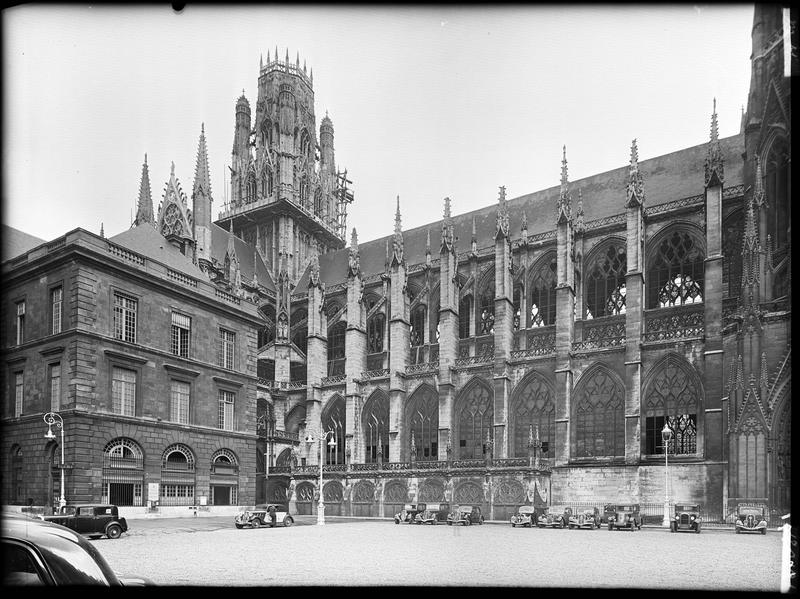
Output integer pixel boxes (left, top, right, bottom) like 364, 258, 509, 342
510, 505, 537, 528
42, 504, 128, 539
394, 503, 426, 524
446, 505, 484, 526
3, 514, 151, 586
537, 505, 572, 528
671, 503, 702, 533
234, 503, 294, 528
607, 504, 642, 531
735, 504, 768, 535
601, 503, 616, 525
414, 503, 450, 525
568, 507, 601, 529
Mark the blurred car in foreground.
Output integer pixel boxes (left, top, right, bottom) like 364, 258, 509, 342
42, 504, 128, 540
2, 515, 150, 586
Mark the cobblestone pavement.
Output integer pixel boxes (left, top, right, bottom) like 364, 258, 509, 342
95, 517, 784, 589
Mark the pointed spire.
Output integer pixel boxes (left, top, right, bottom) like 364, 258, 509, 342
308, 244, 321, 288
557, 145, 572, 222
100, 222, 105, 238
471, 215, 478, 253
496, 185, 509, 238
753, 153, 765, 208
441, 197, 455, 254
727, 356, 736, 393
260, 53, 263, 70
303, 59, 307, 73
296, 51, 299, 67
626, 139, 646, 208
391, 195, 404, 266
348, 227, 360, 277
267, 49, 270, 63
760, 352, 768, 388
704, 99, 724, 188
736, 354, 744, 390
425, 228, 432, 264
574, 188, 585, 234
193, 123, 212, 201
285, 47, 289, 62
133, 153, 155, 227
252, 245, 259, 287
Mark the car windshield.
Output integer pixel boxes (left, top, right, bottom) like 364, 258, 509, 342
617, 506, 634, 512
739, 508, 764, 517
676, 505, 698, 512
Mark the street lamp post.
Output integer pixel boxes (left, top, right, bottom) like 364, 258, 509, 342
43, 412, 66, 510
306, 430, 337, 525
661, 422, 673, 528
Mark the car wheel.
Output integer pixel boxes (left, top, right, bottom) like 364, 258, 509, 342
736, 527, 741, 534
394, 519, 400, 524
761, 528, 766, 535
447, 521, 452, 525
695, 526, 700, 534
284, 516, 294, 527
512, 523, 516, 528
608, 522, 613, 531
106, 524, 123, 539
235, 523, 244, 529
479, 517, 484, 525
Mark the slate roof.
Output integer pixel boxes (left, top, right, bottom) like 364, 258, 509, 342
109, 224, 208, 279
309, 133, 745, 287
210, 223, 275, 291
2, 225, 47, 261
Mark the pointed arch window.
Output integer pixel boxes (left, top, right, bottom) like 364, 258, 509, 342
574, 369, 625, 458
512, 284, 522, 332
246, 172, 257, 204
457, 381, 493, 459
327, 321, 346, 376
586, 244, 626, 319
643, 360, 700, 455
410, 304, 426, 348
478, 276, 495, 335
367, 313, 385, 354
363, 391, 389, 463
529, 254, 557, 326
511, 375, 555, 458
458, 295, 473, 339
322, 396, 346, 465
722, 210, 743, 299
429, 293, 440, 344
408, 386, 439, 460
648, 230, 704, 308
765, 140, 790, 253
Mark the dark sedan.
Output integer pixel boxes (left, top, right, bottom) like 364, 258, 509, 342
2, 514, 150, 586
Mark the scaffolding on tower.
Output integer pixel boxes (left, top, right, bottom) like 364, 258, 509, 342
334, 169, 354, 240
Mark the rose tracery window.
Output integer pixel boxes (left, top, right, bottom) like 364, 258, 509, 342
529, 254, 557, 327
643, 360, 700, 455
574, 368, 625, 458
586, 244, 626, 319
512, 374, 555, 458
408, 385, 439, 460
457, 381, 494, 459
363, 391, 389, 463
648, 230, 704, 308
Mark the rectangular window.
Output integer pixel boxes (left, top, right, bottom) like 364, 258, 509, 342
15, 301, 25, 345
170, 380, 190, 424
51, 287, 63, 335
113, 292, 137, 343
49, 363, 61, 411
171, 312, 191, 357
111, 366, 136, 416
14, 371, 23, 417
218, 329, 235, 370
218, 389, 234, 431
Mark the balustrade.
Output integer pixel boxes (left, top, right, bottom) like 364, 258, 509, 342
642, 306, 704, 342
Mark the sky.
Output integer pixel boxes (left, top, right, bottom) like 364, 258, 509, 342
3, 4, 755, 246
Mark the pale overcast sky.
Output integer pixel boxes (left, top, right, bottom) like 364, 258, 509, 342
3, 4, 754, 245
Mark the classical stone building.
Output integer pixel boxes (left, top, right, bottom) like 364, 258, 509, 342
2, 6, 791, 521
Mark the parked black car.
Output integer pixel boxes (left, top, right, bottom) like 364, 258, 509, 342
447, 505, 484, 526
510, 505, 537, 528
42, 504, 128, 540
607, 504, 642, 531
671, 503, 702, 533
537, 505, 572, 528
394, 503, 425, 524
414, 503, 451, 525
735, 503, 768, 534
2, 514, 149, 585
